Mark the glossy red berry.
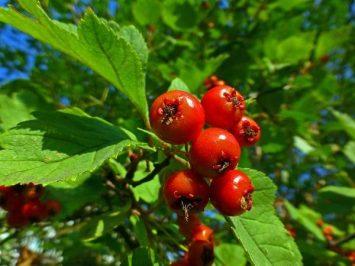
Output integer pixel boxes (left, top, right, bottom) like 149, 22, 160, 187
233, 116, 261, 146
188, 240, 214, 266
164, 170, 209, 215
210, 170, 254, 216
45, 200, 61, 216
190, 128, 241, 178
177, 213, 201, 239
150, 90, 205, 144
191, 224, 214, 244
22, 200, 48, 222
202, 85, 245, 130
170, 254, 189, 266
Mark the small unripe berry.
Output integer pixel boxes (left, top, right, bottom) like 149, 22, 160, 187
233, 116, 261, 146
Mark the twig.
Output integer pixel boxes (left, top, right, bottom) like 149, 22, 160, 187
132, 157, 171, 187
125, 158, 140, 180
115, 225, 139, 250
329, 233, 355, 247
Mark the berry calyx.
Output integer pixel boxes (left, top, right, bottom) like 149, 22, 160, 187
201, 85, 245, 130
164, 170, 209, 217
233, 116, 261, 146
150, 90, 205, 144
190, 128, 241, 178
210, 170, 254, 216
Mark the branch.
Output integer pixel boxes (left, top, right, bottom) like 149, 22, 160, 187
329, 233, 355, 247
131, 157, 171, 187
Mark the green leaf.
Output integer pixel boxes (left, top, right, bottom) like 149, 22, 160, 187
168, 78, 190, 92
132, 161, 161, 203
0, 1, 148, 120
132, 0, 161, 26
316, 26, 351, 58
132, 247, 154, 266
119, 25, 149, 69
131, 216, 149, 246
226, 168, 302, 266
162, 0, 199, 31
284, 201, 325, 241
0, 109, 151, 185
0, 90, 51, 131
215, 243, 246, 266
319, 186, 355, 199
294, 136, 315, 154
79, 204, 130, 241
46, 174, 105, 218
344, 141, 355, 163
331, 109, 355, 139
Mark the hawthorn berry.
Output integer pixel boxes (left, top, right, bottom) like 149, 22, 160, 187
164, 170, 209, 216
191, 224, 214, 244
233, 116, 261, 146
201, 85, 245, 130
149, 90, 205, 144
22, 200, 48, 222
210, 170, 254, 216
177, 213, 202, 239
190, 128, 241, 178
45, 200, 61, 216
187, 240, 214, 266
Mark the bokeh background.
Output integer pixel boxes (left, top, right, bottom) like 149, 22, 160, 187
0, 0, 354, 265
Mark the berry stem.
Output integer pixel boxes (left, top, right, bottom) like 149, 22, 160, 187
131, 156, 171, 187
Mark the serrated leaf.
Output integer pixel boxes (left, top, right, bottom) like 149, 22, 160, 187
168, 78, 190, 92
0, 1, 148, 120
226, 168, 302, 266
0, 109, 151, 185
119, 25, 149, 69
131, 216, 149, 246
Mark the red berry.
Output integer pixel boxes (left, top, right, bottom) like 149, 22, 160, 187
210, 170, 254, 216
6, 212, 28, 228
233, 116, 261, 146
149, 90, 205, 144
191, 224, 214, 244
45, 200, 61, 216
164, 170, 209, 215
201, 85, 245, 130
24, 183, 44, 201
188, 240, 214, 266
22, 200, 48, 222
190, 128, 241, 178
177, 213, 202, 239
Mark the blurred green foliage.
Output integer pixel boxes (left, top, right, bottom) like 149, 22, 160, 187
0, 0, 354, 265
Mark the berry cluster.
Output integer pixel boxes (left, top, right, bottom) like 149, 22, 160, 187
0, 183, 61, 228
150, 80, 261, 265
